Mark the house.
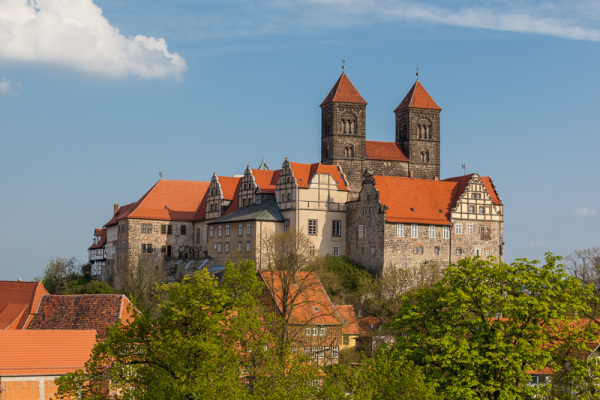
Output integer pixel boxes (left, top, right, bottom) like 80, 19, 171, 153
89, 228, 107, 277
0, 330, 97, 400
0, 281, 48, 330
334, 304, 360, 350
258, 270, 343, 364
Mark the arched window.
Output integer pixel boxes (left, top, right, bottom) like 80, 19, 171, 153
418, 125, 422, 139
420, 152, 425, 162
345, 145, 354, 158
425, 150, 429, 163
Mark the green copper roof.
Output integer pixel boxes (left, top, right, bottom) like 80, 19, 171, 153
208, 197, 284, 224
257, 157, 269, 170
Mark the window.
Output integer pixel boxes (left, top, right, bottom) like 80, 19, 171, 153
456, 248, 463, 256
238, 224, 243, 236
238, 242, 243, 252
196, 228, 201, 243
225, 242, 230, 253
308, 219, 318, 235
161, 245, 166, 253
284, 218, 290, 232
246, 241, 251, 252
332, 220, 341, 237
141, 224, 146, 234
396, 223, 404, 237
343, 335, 349, 346
218, 225, 222, 237
467, 224, 473, 235
486, 250, 491, 258
225, 224, 230, 237
333, 246, 339, 256
370, 247, 376, 255
180, 225, 186, 235
167, 225, 172, 235
479, 206, 485, 214
319, 326, 325, 336
413, 246, 423, 254
434, 246, 440, 255
332, 346, 339, 359
429, 225, 435, 239
217, 243, 222, 253
209, 226, 214, 238
313, 326, 318, 336
411, 224, 418, 238
242, 199, 246, 208
358, 225, 363, 239
141, 224, 152, 234
443, 226, 450, 239
247, 223, 251, 235
141, 243, 152, 253
469, 205, 475, 213
287, 193, 291, 202
455, 224, 462, 234
306, 327, 311, 336
310, 245, 316, 256
476, 249, 480, 256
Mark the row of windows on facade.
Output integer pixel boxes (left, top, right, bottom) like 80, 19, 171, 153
213, 241, 253, 254
209, 223, 252, 239
90, 262, 105, 276
356, 223, 492, 239
395, 123, 433, 140
308, 245, 339, 257
300, 345, 339, 360
410, 246, 492, 257
139, 223, 187, 236
308, 219, 342, 237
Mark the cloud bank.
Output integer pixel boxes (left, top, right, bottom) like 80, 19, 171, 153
573, 207, 597, 216
0, 0, 186, 78
0, 77, 17, 94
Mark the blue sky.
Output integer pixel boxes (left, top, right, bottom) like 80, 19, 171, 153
1, 0, 599, 281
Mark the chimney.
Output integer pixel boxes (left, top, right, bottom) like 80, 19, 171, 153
434, 176, 439, 181
409, 171, 414, 179
114, 204, 119, 216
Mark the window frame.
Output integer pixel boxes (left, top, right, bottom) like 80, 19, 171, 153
308, 219, 318, 236
411, 224, 418, 238
332, 220, 341, 237
397, 223, 404, 238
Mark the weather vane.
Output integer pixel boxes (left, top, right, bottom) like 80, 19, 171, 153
416, 67, 420, 80
342, 60, 346, 71
159, 171, 163, 179
461, 164, 466, 176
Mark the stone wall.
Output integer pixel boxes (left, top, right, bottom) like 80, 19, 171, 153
366, 159, 409, 178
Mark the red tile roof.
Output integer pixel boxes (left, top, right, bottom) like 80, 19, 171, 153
259, 271, 341, 326
251, 169, 281, 194
335, 305, 360, 335
217, 176, 242, 200
27, 294, 135, 338
320, 72, 367, 106
443, 174, 502, 206
104, 202, 137, 227
0, 281, 49, 330
88, 228, 106, 250
0, 330, 97, 376
365, 141, 409, 162
94, 228, 104, 236
394, 80, 441, 111
288, 162, 348, 191
126, 179, 210, 221
358, 316, 385, 336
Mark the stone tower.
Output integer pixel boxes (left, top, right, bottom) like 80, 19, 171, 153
320, 72, 367, 194
395, 80, 442, 180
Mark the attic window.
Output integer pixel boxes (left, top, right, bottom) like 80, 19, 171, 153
313, 306, 319, 312
410, 208, 414, 211
439, 209, 443, 213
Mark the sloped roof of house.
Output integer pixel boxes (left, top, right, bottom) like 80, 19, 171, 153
27, 294, 135, 338
335, 305, 360, 335
104, 202, 137, 227
0, 330, 97, 376
217, 176, 242, 200
365, 141, 409, 162
208, 197, 284, 224
394, 80, 441, 111
125, 179, 210, 221
259, 271, 341, 326
320, 72, 367, 106
251, 169, 281, 194
0, 281, 49, 330
88, 228, 106, 250
373, 174, 501, 225
358, 316, 386, 336
288, 161, 348, 191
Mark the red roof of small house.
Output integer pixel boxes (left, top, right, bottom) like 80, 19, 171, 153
126, 179, 210, 221
94, 228, 104, 236
88, 228, 107, 250
0, 330, 97, 376
251, 169, 281, 194
27, 294, 135, 338
321, 72, 367, 106
288, 162, 348, 191
217, 176, 242, 200
358, 316, 385, 336
394, 80, 441, 111
259, 271, 341, 326
104, 202, 137, 227
365, 141, 409, 162
0, 281, 49, 330
335, 305, 360, 335
444, 174, 502, 206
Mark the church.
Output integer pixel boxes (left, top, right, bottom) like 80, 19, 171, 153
88, 72, 504, 285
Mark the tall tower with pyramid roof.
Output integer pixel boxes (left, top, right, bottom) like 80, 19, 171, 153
395, 80, 442, 180
320, 72, 367, 194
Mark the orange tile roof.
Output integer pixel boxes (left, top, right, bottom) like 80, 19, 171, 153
320, 72, 367, 106
374, 176, 457, 225
88, 228, 106, 250
288, 162, 348, 191
217, 176, 242, 200
104, 202, 137, 227
94, 228, 104, 236
0, 330, 97, 376
335, 305, 360, 335
251, 169, 281, 194
260, 271, 341, 326
443, 174, 503, 206
0, 281, 49, 330
126, 179, 210, 221
27, 294, 135, 338
358, 316, 386, 336
481, 176, 502, 205
394, 80, 441, 111
365, 141, 409, 162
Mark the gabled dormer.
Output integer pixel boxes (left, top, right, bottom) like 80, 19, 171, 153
447, 173, 503, 221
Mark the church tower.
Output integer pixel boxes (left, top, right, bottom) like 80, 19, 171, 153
395, 80, 442, 180
320, 72, 367, 194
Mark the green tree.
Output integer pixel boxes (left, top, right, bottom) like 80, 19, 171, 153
37, 256, 81, 294
389, 254, 599, 400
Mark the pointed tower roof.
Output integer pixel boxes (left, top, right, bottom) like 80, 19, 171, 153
320, 72, 367, 106
257, 157, 269, 170
394, 80, 441, 112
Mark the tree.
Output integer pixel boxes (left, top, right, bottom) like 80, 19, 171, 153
54, 260, 320, 400
37, 256, 80, 294
116, 253, 167, 310
389, 254, 600, 400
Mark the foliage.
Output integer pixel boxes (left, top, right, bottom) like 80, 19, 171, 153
322, 255, 372, 293
390, 254, 599, 400
55, 260, 320, 400
117, 254, 167, 310
37, 256, 80, 294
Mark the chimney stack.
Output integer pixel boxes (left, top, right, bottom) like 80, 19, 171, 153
409, 171, 414, 179
114, 204, 119, 216
434, 176, 439, 181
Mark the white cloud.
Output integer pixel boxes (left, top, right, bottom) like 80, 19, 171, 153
0, 77, 19, 94
573, 207, 597, 216
0, 0, 186, 79
529, 239, 546, 247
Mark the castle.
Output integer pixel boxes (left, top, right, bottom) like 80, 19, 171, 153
88, 72, 504, 286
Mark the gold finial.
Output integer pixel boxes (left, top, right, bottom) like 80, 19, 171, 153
416, 67, 419, 80
342, 60, 346, 71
